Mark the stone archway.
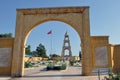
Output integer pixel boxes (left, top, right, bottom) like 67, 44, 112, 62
11, 7, 92, 76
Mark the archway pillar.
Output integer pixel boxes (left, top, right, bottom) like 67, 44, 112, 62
11, 11, 25, 77
81, 8, 93, 75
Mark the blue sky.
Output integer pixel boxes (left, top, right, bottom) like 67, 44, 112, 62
0, 0, 120, 56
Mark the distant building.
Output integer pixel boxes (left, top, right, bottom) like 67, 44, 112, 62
71, 56, 80, 61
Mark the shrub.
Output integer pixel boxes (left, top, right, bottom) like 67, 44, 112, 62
69, 60, 81, 67
46, 63, 54, 70
24, 62, 33, 68
46, 62, 67, 70
42, 62, 45, 65
69, 60, 75, 66
53, 66, 61, 70
60, 63, 66, 70
105, 69, 120, 80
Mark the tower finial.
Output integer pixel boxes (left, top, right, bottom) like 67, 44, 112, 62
65, 30, 69, 36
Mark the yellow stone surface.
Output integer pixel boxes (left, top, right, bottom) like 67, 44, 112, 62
24, 57, 42, 62
11, 7, 92, 76
1, 7, 115, 77
90, 36, 112, 74
71, 56, 80, 61
110, 44, 120, 73
0, 38, 14, 76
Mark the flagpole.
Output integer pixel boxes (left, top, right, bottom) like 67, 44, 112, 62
50, 31, 52, 59
47, 30, 52, 59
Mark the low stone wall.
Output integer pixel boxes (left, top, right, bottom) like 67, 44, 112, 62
0, 38, 14, 76
71, 56, 80, 61
24, 57, 49, 62
24, 57, 42, 62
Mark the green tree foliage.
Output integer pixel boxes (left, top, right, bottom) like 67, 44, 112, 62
25, 45, 32, 55
79, 51, 82, 60
50, 54, 60, 58
0, 33, 12, 38
36, 43, 48, 58
32, 51, 38, 57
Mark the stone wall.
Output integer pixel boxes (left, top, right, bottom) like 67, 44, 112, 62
110, 44, 120, 73
0, 38, 14, 75
90, 36, 112, 74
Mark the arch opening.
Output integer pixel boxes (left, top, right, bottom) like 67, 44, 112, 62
24, 20, 82, 77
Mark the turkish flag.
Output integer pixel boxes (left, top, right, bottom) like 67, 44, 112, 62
47, 30, 52, 35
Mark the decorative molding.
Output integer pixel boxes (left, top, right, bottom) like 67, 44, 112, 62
17, 7, 88, 15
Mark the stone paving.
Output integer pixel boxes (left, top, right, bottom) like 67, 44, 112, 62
0, 66, 107, 80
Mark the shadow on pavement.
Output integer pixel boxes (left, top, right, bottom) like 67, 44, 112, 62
7, 74, 82, 80
24, 74, 82, 78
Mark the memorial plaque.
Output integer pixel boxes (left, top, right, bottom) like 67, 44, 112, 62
0, 48, 11, 67
94, 46, 108, 67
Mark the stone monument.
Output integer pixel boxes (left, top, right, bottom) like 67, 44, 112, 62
61, 31, 72, 60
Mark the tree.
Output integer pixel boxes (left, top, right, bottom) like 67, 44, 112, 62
50, 54, 60, 58
79, 51, 82, 61
36, 43, 48, 58
0, 33, 12, 38
32, 51, 38, 57
25, 45, 32, 55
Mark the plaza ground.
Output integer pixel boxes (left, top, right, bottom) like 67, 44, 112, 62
0, 65, 107, 80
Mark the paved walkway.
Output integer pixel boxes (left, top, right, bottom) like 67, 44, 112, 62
0, 66, 107, 80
